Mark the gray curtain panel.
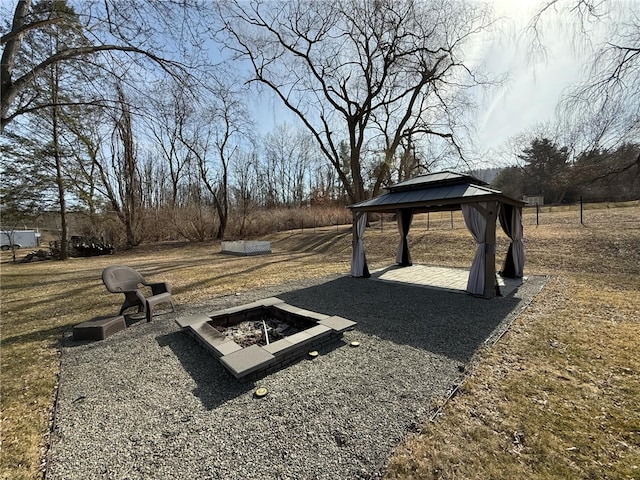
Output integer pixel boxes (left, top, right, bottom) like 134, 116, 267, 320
395, 209, 413, 266
350, 212, 370, 277
499, 204, 525, 278
461, 203, 488, 296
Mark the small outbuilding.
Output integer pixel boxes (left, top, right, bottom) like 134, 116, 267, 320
347, 171, 526, 298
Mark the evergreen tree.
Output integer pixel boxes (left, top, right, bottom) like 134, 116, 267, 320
518, 138, 570, 204
4, 0, 95, 258
493, 166, 525, 200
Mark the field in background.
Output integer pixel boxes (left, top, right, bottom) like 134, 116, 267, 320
1, 202, 639, 480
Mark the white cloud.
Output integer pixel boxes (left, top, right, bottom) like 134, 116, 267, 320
471, 0, 593, 155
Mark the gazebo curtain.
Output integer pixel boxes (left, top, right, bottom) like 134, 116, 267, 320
499, 204, 525, 278
396, 209, 413, 266
461, 203, 488, 296
350, 212, 370, 277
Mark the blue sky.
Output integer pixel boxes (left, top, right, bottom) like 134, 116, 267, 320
1, 0, 612, 167
245, 1, 599, 165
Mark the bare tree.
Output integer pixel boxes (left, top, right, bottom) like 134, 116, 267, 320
263, 124, 295, 206
309, 161, 343, 205
262, 124, 316, 206
218, 0, 492, 204
231, 150, 260, 237
92, 84, 143, 247
146, 88, 194, 208
64, 114, 110, 237
1, 0, 200, 131
177, 78, 253, 240
529, 1, 640, 169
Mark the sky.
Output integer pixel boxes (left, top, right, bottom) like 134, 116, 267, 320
0, 0, 613, 167
471, 0, 610, 159
247, 0, 600, 166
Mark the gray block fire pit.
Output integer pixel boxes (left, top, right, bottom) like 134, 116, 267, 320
176, 297, 356, 379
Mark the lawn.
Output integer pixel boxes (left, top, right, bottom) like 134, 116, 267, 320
1, 203, 639, 479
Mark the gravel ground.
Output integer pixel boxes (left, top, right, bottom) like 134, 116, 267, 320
46, 274, 546, 480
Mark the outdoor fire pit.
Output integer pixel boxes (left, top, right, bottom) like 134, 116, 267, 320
176, 297, 356, 379
213, 316, 308, 348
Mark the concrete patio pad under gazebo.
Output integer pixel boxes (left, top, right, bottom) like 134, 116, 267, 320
371, 264, 524, 297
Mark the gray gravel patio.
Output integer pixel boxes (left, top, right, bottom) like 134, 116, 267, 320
46, 273, 546, 480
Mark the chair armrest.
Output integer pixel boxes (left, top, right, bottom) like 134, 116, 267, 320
115, 284, 139, 293
135, 289, 147, 306
149, 282, 171, 295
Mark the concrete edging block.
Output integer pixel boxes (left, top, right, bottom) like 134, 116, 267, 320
319, 316, 357, 333
219, 345, 275, 379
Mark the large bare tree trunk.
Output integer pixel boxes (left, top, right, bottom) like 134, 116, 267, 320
92, 85, 143, 248
116, 88, 141, 248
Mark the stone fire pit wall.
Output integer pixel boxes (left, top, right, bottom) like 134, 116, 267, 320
176, 297, 356, 380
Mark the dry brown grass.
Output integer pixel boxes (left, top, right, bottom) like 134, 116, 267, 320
384, 274, 640, 479
1, 202, 639, 480
383, 204, 640, 480
0, 231, 354, 480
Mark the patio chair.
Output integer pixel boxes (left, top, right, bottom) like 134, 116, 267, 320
102, 265, 175, 322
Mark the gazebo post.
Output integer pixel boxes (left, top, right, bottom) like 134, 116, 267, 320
483, 202, 498, 298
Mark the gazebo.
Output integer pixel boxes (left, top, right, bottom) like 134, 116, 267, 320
347, 171, 526, 298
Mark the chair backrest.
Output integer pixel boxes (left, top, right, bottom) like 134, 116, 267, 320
102, 265, 145, 293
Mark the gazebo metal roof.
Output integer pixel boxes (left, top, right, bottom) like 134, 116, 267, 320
348, 171, 525, 213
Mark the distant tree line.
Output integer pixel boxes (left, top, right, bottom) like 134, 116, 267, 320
2, 0, 639, 256
493, 138, 640, 204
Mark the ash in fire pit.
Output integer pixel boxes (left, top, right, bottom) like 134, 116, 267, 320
176, 297, 357, 379
215, 317, 305, 348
